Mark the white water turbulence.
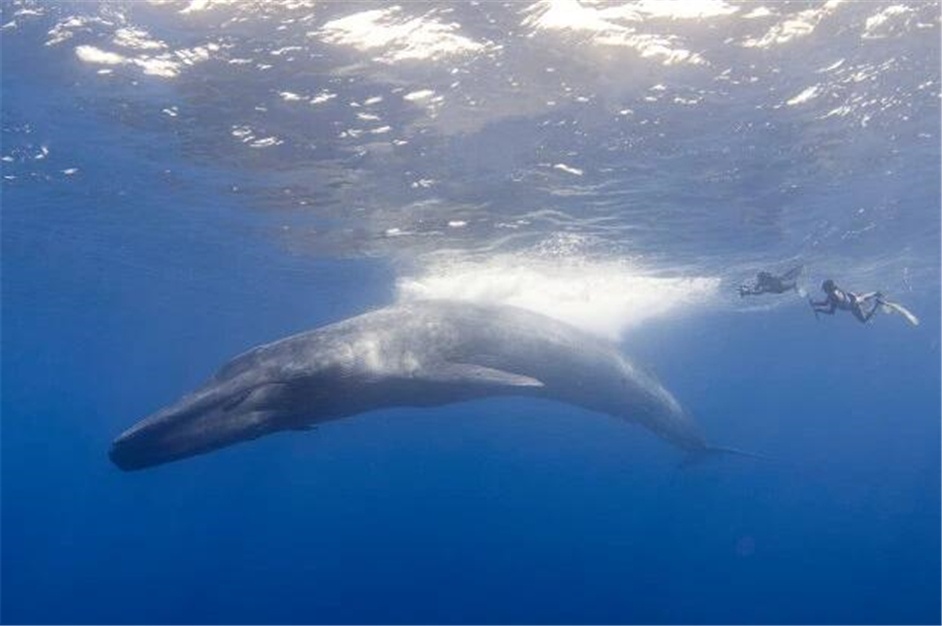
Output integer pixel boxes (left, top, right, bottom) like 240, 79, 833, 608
397, 256, 720, 341
3, 0, 938, 326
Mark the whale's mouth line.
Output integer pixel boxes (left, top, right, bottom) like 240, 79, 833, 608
110, 379, 309, 471
109, 413, 222, 471
110, 414, 264, 471
109, 438, 197, 471
108, 392, 240, 471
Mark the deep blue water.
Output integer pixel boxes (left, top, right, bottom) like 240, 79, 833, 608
2, 2, 940, 624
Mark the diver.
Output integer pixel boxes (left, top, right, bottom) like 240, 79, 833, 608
809, 279, 882, 323
809, 279, 919, 326
738, 265, 803, 297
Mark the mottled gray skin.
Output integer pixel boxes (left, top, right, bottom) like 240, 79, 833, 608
110, 300, 709, 470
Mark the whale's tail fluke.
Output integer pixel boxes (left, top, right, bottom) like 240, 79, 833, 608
680, 444, 770, 468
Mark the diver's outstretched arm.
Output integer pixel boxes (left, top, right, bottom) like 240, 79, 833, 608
810, 301, 836, 320
809, 298, 831, 320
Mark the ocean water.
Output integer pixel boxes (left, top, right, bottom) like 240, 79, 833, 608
1, 1, 939, 624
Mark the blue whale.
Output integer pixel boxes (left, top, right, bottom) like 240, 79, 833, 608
110, 300, 744, 470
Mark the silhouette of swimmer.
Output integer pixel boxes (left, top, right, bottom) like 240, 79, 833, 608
739, 266, 803, 297
810, 279, 919, 326
810, 279, 884, 323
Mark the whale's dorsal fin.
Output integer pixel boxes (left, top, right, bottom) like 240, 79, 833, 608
423, 362, 545, 388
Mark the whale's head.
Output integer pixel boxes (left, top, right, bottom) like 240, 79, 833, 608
109, 378, 297, 471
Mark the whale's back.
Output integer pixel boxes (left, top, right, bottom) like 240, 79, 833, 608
208, 300, 707, 450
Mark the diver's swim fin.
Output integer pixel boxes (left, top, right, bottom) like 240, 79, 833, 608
877, 298, 920, 326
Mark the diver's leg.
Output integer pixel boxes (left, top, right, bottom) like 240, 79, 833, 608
781, 266, 803, 281
853, 300, 881, 323
862, 300, 882, 321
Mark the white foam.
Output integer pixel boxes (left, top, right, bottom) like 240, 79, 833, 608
179, 0, 239, 14
318, 8, 490, 63
14, 7, 44, 18
232, 125, 282, 147
522, 0, 713, 66
48, 15, 120, 47
249, 136, 283, 148
113, 27, 167, 51
75, 39, 218, 79
134, 56, 181, 78
553, 163, 584, 176
786, 84, 820, 106
863, 5, 912, 39
625, 0, 738, 20
311, 91, 337, 105
396, 256, 720, 340
404, 89, 436, 102
75, 45, 127, 66
741, 1, 845, 48
742, 6, 773, 19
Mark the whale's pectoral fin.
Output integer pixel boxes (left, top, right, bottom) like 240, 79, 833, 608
423, 363, 545, 388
